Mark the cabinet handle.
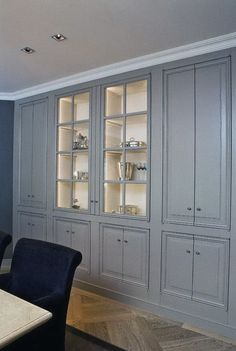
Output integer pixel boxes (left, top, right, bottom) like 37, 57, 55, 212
117, 239, 121, 242
186, 249, 191, 254
187, 207, 192, 211
124, 240, 128, 243
195, 251, 200, 255
196, 208, 201, 211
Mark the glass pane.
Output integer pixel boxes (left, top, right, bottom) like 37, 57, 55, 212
73, 182, 88, 210
74, 92, 90, 121
126, 80, 147, 113
104, 183, 123, 214
105, 118, 123, 148
104, 151, 123, 181
125, 184, 146, 216
58, 97, 73, 123
57, 154, 72, 180
126, 150, 147, 181
105, 85, 124, 116
126, 114, 147, 147
73, 153, 89, 180
57, 125, 72, 152
57, 181, 71, 208
73, 122, 89, 150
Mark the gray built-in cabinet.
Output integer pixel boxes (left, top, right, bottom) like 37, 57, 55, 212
163, 57, 231, 228
13, 48, 236, 339
19, 99, 48, 209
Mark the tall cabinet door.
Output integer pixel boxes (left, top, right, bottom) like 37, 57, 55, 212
19, 104, 33, 206
31, 100, 48, 208
123, 229, 148, 287
192, 237, 229, 308
100, 225, 123, 280
195, 58, 231, 228
161, 232, 193, 298
71, 221, 90, 273
163, 66, 195, 224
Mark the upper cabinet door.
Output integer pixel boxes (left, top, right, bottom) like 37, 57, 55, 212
56, 91, 91, 213
195, 58, 231, 228
19, 104, 33, 206
163, 66, 195, 225
19, 100, 48, 209
31, 100, 48, 208
192, 237, 229, 308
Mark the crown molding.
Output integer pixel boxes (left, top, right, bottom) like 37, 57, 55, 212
1, 31, 236, 101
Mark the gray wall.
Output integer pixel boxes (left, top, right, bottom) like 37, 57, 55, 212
0, 101, 14, 258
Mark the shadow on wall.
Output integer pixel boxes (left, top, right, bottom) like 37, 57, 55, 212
0, 100, 14, 259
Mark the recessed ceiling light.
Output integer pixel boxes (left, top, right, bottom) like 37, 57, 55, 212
21, 47, 34, 54
51, 33, 66, 42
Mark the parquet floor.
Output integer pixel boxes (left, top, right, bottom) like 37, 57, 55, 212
67, 288, 236, 351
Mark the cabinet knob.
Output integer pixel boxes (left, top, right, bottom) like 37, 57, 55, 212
95, 200, 99, 203
117, 239, 121, 242
32, 195, 35, 198
31, 223, 35, 227
66, 230, 70, 233
71, 231, 75, 234
90, 200, 94, 203
196, 208, 201, 211
27, 222, 31, 226
27, 195, 31, 198
186, 249, 191, 254
195, 251, 200, 255
187, 207, 192, 211
124, 240, 128, 243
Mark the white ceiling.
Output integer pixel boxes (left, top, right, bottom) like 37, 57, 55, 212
0, 0, 236, 94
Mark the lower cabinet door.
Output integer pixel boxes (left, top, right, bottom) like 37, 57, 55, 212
54, 219, 71, 247
161, 232, 193, 298
71, 221, 90, 273
100, 225, 123, 280
123, 229, 148, 286
31, 215, 46, 241
192, 237, 229, 308
19, 212, 46, 241
19, 213, 32, 239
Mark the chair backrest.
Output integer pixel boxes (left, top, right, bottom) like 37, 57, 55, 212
9, 238, 82, 302
0, 231, 12, 268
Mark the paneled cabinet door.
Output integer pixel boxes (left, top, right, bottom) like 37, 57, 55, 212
163, 66, 195, 225
194, 59, 231, 228
101, 226, 123, 280
54, 219, 90, 274
123, 229, 148, 286
161, 232, 193, 298
71, 222, 90, 273
192, 237, 229, 308
19, 212, 46, 241
163, 57, 231, 229
19, 100, 48, 209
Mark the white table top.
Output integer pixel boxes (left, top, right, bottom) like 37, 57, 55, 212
0, 289, 52, 349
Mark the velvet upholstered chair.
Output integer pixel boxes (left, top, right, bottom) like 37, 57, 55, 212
0, 238, 82, 351
0, 231, 12, 269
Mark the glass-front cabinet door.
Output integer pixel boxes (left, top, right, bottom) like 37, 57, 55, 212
56, 91, 91, 212
102, 78, 150, 218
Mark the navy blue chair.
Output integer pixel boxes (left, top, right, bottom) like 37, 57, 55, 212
0, 231, 12, 269
0, 238, 82, 351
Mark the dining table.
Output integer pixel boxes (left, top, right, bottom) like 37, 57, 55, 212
0, 289, 52, 349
